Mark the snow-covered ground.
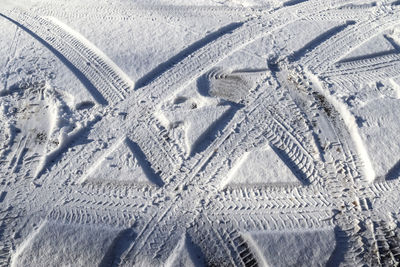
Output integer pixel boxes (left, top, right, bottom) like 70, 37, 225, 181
1, 0, 400, 266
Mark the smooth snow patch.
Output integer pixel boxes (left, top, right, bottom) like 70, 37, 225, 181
165, 233, 205, 267
81, 137, 160, 186
353, 98, 400, 179
389, 76, 400, 99
221, 144, 301, 188
339, 34, 395, 62
243, 228, 336, 267
11, 221, 121, 267
157, 103, 230, 156
184, 105, 230, 155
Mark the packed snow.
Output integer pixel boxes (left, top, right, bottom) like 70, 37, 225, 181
1, 0, 400, 266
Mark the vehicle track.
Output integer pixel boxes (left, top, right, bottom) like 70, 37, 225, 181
321, 53, 400, 83
299, 11, 400, 73
117, 72, 335, 264
274, 65, 397, 265
2, 0, 355, 189
0, 9, 134, 105
3, 1, 400, 266
14, 2, 304, 189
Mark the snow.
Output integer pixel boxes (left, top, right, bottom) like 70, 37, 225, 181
155, 86, 235, 156
308, 73, 376, 182
2, 0, 400, 266
389, 76, 400, 98
81, 137, 163, 186
244, 228, 337, 267
11, 221, 123, 267
340, 34, 396, 62
46, 16, 135, 92
165, 234, 205, 267
353, 96, 400, 179
222, 144, 301, 188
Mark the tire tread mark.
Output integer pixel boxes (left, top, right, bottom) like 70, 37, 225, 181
1, 10, 133, 104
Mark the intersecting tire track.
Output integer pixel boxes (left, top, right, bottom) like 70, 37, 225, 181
274, 64, 395, 266
3, 1, 400, 266
3, 5, 346, 264
10, 0, 350, 188
1, 0, 354, 192
299, 12, 400, 73
285, 9, 400, 265
24, 1, 309, 187
165, 72, 324, 191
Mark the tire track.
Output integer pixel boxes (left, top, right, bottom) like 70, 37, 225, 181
21, 0, 351, 188
0, 9, 134, 105
32, 2, 299, 187
303, 83, 396, 266
47, 205, 137, 228
166, 72, 322, 191
117, 69, 330, 262
207, 211, 334, 233
221, 229, 258, 267
29, 0, 353, 23
211, 185, 333, 213
134, 22, 244, 89
299, 12, 400, 73
4, 1, 397, 265
274, 66, 389, 265
306, 9, 372, 21
321, 53, 400, 83
188, 216, 238, 266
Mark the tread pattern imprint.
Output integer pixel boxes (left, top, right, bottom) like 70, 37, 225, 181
1, 0, 400, 266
